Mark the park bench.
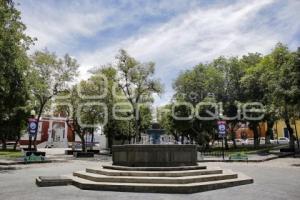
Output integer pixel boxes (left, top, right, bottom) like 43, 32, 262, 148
229, 152, 248, 162
23, 151, 46, 163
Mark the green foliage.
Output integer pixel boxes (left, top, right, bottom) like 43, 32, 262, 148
0, 0, 34, 149
29, 50, 79, 118
165, 43, 300, 149
116, 49, 163, 139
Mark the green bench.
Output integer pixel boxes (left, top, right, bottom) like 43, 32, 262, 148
23, 152, 45, 163
229, 152, 248, 162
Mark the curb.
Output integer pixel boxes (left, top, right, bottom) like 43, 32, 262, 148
0, 159, 68, 166
197, 152, 295, 163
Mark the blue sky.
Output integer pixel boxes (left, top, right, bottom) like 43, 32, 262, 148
17, 0, 300, 106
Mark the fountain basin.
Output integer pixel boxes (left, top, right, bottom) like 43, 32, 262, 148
112, 144, 197, 167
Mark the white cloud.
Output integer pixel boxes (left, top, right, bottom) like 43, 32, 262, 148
18, 3, 109, 52
18, 0, 300, 106
78, 0, 300, 106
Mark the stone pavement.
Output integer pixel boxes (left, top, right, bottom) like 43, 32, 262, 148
0, 157, 300, 200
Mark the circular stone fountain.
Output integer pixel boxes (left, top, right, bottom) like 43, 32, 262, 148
36, 143, 253, 193
112, 144, 197, 167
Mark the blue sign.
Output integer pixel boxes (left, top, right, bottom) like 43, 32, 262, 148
28, 118, 38, 136
217, 121, 226, 137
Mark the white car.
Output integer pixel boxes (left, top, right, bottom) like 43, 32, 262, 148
270, 139, 277, 144
234, 139, 243, 145
277, 137, 290, 144
247, 138, 254, 145
235, 139, 248, 145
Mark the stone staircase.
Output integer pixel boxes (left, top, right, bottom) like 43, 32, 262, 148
61, 165, 253, 193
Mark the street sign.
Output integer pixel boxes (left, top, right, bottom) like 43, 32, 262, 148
217, 120, 226, 137
28, 118, 38, 136
217, 120, 226, 160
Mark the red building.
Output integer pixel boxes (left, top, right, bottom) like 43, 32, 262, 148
20, 116, 74, 147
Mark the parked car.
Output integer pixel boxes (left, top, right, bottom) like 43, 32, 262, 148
235, 139, 248, 145
234, 139, 243, 145
278, 137, 290, 144
270, 139, 277, 144
258, 137, 266, 144
247, 138, 254, 145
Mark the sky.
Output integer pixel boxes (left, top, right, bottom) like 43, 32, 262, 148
16, 0, 300, 106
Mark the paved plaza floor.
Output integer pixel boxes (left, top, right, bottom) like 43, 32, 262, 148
0, 156, 300, 200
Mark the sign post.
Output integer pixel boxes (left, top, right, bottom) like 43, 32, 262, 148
217, 120, 226, 160
28, 118, 38, 150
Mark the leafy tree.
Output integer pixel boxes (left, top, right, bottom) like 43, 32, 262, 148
158, 105, 178, 141
56, 80, 107, 152
116, 49, 163, 140
0, 0, 33, 149
29, 50, 79, 149
88, 66, 131, 149
266, 43, 300, 149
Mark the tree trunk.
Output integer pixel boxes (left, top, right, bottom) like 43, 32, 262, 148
284, 104, 295, 150
1, 138, 6, 150
89, 127, 94, 151
33, 102, 46, 150
128, 136, 132, 144
285, 119, 295, 150
28, 135, 32, 150
230, 129, 237, 149
224, 137, 229, 150
257, 123, 261, 146
249, 122, 259, 148
253, 127, 259, 148
13, 136, 20, 150
181, 133, 184, 144
173, 131, 179, 143
265, 120, 274, 144
108, 131, 113, 149
294, 122, 300, 149
80, 135, 86, 152
232, 136, 237, 149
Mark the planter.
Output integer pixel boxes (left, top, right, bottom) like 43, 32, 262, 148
73, 152, 94, 158
66, 149, 99, 155
65, 150, 80, 155
25, 151, 46, 157
280, 148, 295, 153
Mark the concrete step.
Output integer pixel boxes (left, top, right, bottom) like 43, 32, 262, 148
86, 167, 223, 177
102, 164, 206, 171
73, 170, 238, 184
36, 176, 72, 187
71, 173, 253, 193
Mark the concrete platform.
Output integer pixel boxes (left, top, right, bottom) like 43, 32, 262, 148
103, 164, 206, 171
71, 172, 253, 193
36, 176, 72, 187
36, 164, 253, 193
73, 170, 238, 184
86, 167, 223, 177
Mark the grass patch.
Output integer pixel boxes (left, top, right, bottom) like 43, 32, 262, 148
0, 150, 23, 159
